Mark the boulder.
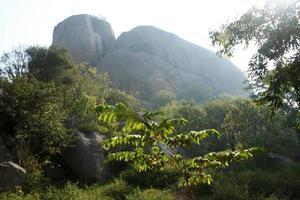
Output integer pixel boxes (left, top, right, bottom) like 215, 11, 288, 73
268, 153, 294, 164
45, 167, 65, 180
63, 131, 109, 182
0, 136, 11, 162
0, 161, 26, 190
52, 14, 115, 65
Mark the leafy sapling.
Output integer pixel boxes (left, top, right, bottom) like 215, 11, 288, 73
97, 103, 257, 199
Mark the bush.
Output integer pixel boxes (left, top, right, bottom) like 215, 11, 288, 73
205, 180, 250, 200
0, 177, 178, 200
43, 182, 91, 200
205, 162, 300, 200
126, 188, 174, 200
99, 179, 132, 200
262, 194, 281, 200
0, 77, 71, 165
0, 190, 40, 200
246, 163, 300, 199
120, 166, 179, 189
23, 170, 48, 193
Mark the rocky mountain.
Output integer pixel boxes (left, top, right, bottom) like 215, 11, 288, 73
52, 15, 248, 105
52, 14, 115, 65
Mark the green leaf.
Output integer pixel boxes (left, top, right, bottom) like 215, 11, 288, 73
98, 103, 257, 194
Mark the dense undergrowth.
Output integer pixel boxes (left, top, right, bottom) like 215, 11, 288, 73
1, 160, 300, 200
0, 46, 299, 200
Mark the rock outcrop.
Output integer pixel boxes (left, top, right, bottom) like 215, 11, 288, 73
52, 16, 248, 105
45, 167, 65, 180
52, 14, 115, 65
0, 136, 11, 162
98, 26, 247, 103
0, 161, 26, 190
63, 131, 109, 182
99, 49, 177, 98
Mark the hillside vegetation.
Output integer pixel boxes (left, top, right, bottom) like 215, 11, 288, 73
1, 1, 300, 199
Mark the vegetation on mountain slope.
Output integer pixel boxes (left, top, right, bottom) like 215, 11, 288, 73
1, 1, 300, 198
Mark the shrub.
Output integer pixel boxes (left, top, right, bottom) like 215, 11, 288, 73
99, 179, 132, 200
126, 188, 174, 200
98, 103, 256, 199
207, 180, 250, 200
37, 181, 113, 200
0, 190, 40, 200
120, 166, 179, 189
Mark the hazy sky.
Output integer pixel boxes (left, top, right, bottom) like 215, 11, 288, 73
1, 0, 264, 71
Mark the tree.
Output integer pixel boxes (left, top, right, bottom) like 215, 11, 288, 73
0, 77, 71, 167
221, 99, 299, 157
210, 0, 300, 116
97, 103, 257, 199
161, 99, 299, 158
0, 46, 140, 169
0, 46, 29, 81
26, 46, 77, 84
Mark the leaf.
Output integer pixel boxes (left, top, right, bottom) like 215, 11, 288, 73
98, 103, 257, 193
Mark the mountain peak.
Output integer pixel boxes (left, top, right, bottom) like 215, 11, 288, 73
52, 15, 248, 105
52, 14, 115, 65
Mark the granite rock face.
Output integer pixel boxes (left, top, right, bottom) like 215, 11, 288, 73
0, 161, 26, 190
98, 26, 247, 103
63, 131, 109, 182
45, 167, 65, 180
0, 136, 11, 162
52, 14, 115, 65
52, 16, 248, 104
99, 49, 176, 96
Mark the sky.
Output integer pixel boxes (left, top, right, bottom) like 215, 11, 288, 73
0, 0, 264, 72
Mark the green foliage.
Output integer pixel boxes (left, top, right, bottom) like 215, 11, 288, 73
126, 188, 174, 200
221, 100, 299, 154
0, 190, 40, 200
2, 163, 299, 200
202, 161, 300, 200
205, 181, 250, 200
40, 181, 113, 200
97, 102, 256, 198
0, 175, 175, 200
210, 0, 300, 115
161, 99, 299, 158
245, 164, 300, 199
150, 90, 176, 106
120, 166, 179, 188
0, 46, 141, 168
263, 195, 281, 200
0, 77, 70, 165
26, 46, 75, 84
99, 179, 133, 200
161, 100, 208, 134
0, 46, 79, 165
177, 83, 213, 103
104, 88, 140, 109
